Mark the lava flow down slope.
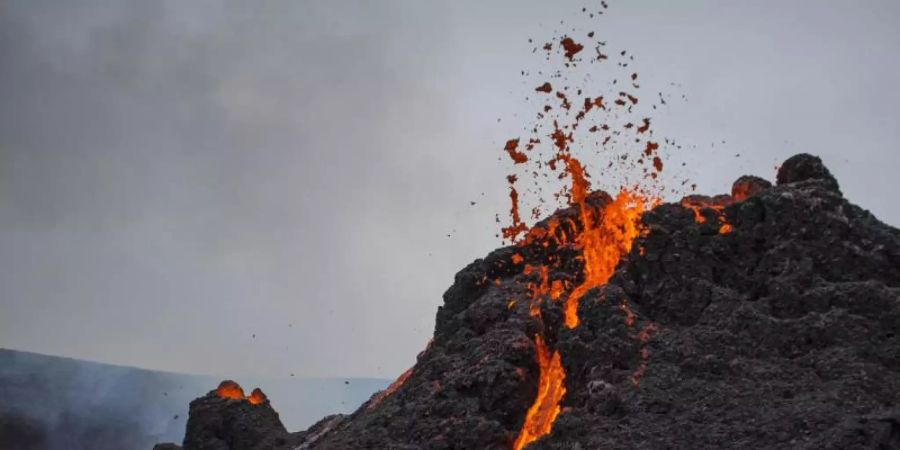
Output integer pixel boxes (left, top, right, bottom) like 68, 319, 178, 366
157, 153, 900, 450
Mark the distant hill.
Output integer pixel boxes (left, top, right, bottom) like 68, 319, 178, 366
0, 348, 389, 450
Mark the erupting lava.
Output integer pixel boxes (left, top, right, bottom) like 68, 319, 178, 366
564, 182, 647, 328
216, 380, 245, 400
499, 6, 681, 447
216, 380, 268, 406
511, 163, 651, 449
511, 161, 650, 450
248, 387, 268, 405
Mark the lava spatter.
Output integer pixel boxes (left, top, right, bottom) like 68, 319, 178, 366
503, 176, 528, 241
215, 380, 270, 406
563, 189, 647, 328
560, 37, 584, 60
216, 380, 245, 400
505, 138, 529, 164
499, 4, 688, 447
248, 388, 268, 405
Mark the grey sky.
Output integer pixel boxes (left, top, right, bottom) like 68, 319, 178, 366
1, 0, 898, 379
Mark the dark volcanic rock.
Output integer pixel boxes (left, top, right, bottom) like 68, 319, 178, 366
182, 389, 289, 450
152, 444, 183, 450
731, 174, 772, 201
533, 158, 900, 450
167, 154, 900, 450
776, 153, 841, 193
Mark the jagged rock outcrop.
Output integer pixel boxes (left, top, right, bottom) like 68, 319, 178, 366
163, 154, 900, 450
154, 387, 294, 450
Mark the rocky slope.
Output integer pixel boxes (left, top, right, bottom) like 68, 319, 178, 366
158, 154, 900, 450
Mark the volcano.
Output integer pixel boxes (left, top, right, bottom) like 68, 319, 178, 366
156, 153, 900, 450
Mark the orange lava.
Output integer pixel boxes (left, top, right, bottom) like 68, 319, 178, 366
629, 323, 659, 386
248, 388, 267, 405
512, 335, 566, 450
367, 367, 414, 410
564, 188, 647, 328
560, 37, 584, 60
216, 380, 245, 400
500, 11, 679, 447
680, 198, 733, 234
503, 175, 529, 241
216, 380, 270, 406
505, 138, 529, 164
510, 159, 650, 449
731, 184, 751, 202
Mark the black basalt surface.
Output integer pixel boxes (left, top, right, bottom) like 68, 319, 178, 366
164, 154, 900, 450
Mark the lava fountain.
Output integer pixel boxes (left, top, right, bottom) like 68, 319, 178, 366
499, 7, 681, 447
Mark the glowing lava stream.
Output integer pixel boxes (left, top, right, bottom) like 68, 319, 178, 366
562, 157, 648, 329
512, 158, 650, 450
512, 335, 566, 450
503, 20, 667, 447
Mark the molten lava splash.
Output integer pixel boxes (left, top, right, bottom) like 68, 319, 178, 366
216, 380, 245, 400
505, 139, 529, 164
564, 188, 647, 328
497, 8, 681, 447
512, 335, 566, 450
503, 180, 529, 241
511, 185, 648, 449
216, 380, 270, 406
